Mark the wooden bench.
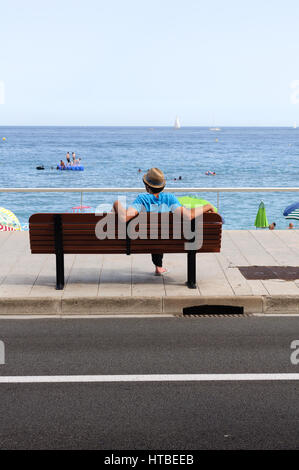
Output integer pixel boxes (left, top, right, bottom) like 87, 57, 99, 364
29, 212, 222, 290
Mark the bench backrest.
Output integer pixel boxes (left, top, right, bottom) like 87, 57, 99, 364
29, 213, 222, 254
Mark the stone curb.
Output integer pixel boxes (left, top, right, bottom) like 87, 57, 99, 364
262, 296, 299, 314
0, 298, 61, 315
61, 297, 162, 314
0, 296, 297, 315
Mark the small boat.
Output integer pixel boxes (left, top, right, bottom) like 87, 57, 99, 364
209, 127, 221, 131
174, 116, 181, 129
294, 122, 297, 129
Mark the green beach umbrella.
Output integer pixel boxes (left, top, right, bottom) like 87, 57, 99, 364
178, 196, 218, 212
254, 201, 269, 228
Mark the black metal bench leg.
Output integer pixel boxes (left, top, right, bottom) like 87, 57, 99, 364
56, 252, 65, 290
54, 214, 65, 290
187, 251, 197, 289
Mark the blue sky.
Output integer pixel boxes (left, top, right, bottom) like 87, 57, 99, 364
0, 0, 298, 126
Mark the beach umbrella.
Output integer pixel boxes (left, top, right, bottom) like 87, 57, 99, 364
283, 202, 299, 220
0, 207, 22, 231
71, 206, 91, 213
254, 201, 269, 228
178, 196, 218, 212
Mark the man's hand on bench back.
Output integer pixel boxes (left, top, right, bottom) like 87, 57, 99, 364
113, 200, 138, 223
176, 204, 216, 221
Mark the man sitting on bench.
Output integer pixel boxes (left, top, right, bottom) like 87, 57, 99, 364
113, 167, 215, 276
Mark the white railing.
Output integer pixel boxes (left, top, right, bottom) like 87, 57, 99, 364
1, 187, 298, 192
0, 187, 299, 211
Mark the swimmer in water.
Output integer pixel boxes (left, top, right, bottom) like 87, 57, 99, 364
66, 152, 71, 165
60, 160, 65, 168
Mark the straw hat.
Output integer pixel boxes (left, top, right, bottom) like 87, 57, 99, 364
143, 168, 166, 189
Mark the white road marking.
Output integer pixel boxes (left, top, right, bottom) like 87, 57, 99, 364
0, 373, 299, 383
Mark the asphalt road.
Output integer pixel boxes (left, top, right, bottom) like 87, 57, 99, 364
0, 316, 299, 450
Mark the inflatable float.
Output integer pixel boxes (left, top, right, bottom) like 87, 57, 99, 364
178, 196, 217, 212
57, 165, 84, 171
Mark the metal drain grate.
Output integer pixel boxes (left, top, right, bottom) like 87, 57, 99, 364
238, 266, 299, 281
182, 305, 245, 316
179, 313, 250, 318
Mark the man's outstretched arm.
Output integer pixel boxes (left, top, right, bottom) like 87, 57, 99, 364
175, 203, 216, 220
113, 200, 139, 223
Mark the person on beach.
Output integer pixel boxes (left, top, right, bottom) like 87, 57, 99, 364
269, 222, 276, 230
288, 223, 294, 229
113, 167, 215, 275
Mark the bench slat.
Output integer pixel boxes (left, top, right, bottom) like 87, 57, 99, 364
31, 247, 221, 255
29, 212, 223, 223
30, 223, 222, 230
30, 235, 221, 244
30, 240, 221, 248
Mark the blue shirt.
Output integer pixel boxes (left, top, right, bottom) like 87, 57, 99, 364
130, 192, 181, 213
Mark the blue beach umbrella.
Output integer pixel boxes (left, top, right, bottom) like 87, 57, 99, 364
283, 202, 299, 221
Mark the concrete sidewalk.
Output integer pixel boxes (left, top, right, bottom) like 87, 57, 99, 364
0, 230, 299, 315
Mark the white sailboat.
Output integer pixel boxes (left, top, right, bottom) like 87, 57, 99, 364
294, 121, 297, 129
174, 116, 181, 129
209, 115, 221, 131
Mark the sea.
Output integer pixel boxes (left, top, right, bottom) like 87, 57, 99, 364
0, 126, 298, 230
